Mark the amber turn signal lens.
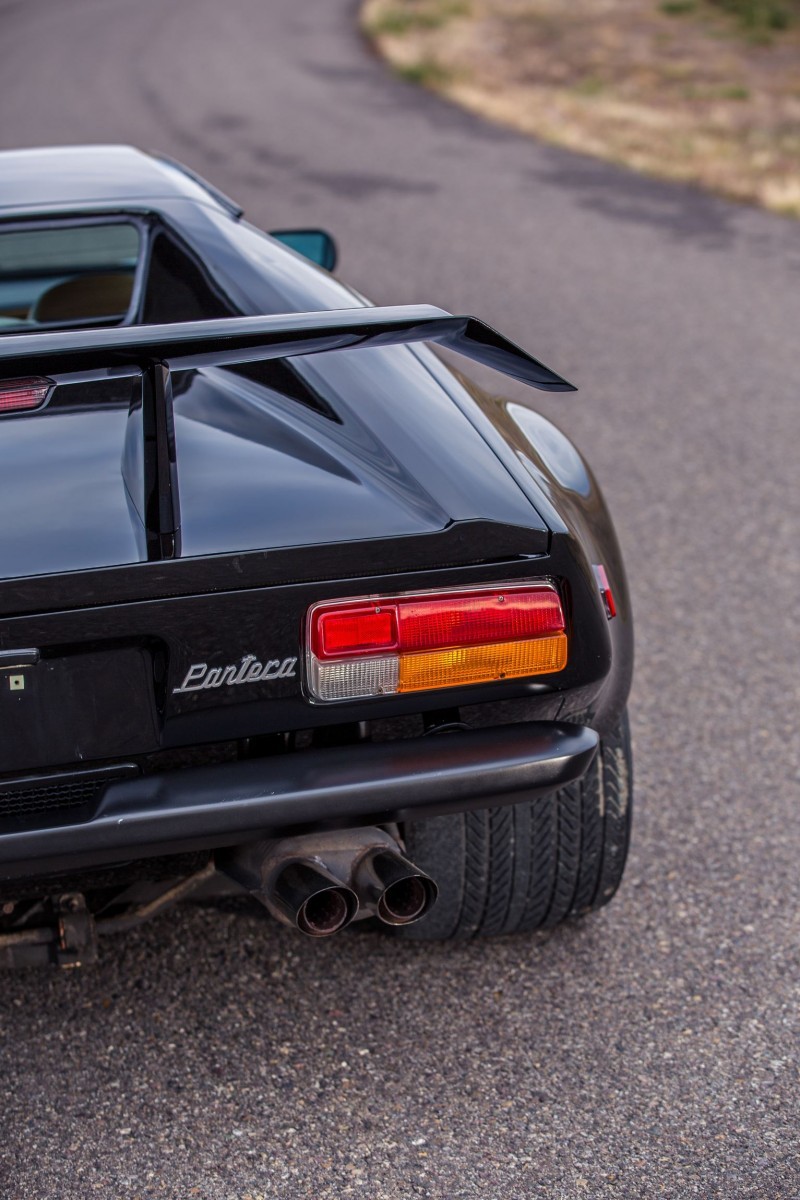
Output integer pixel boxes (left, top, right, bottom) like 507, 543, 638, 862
398, 635, 568, 693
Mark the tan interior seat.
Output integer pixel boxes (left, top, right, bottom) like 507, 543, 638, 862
30, 271, 134, 324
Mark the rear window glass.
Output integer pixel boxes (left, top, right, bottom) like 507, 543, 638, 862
0, 222, 139, 332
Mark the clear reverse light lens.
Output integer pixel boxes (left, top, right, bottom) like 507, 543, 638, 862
309, 654, 399, 702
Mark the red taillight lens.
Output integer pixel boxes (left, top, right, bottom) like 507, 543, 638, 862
306, 584, 567, 701
0, 378, 51, 414
398, 590, 564, 651
313, 605, 399, 659
312, 589, 564, 661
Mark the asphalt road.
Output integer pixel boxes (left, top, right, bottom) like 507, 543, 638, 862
1, 1, 799, 1196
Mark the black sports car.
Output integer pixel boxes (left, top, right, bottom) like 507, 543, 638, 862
0, 145, 632, 966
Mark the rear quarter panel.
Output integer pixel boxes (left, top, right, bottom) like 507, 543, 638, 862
415, 350, 633, 737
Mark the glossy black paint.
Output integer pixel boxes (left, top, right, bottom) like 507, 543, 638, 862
0, 393, 144, 578
0, 551, 612, 770
0, 305, 575, 388
0, 308, 569, 579
0, 522, 548, 617
0, 348, 549, 580
0, 146, 633, 889
417, 347, 633, 737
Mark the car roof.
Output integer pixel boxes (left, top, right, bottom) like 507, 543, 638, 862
0, 145, 241, 216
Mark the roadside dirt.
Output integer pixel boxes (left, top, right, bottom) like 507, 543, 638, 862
362, 0, 800, 216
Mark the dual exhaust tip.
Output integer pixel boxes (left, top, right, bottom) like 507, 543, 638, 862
221, 828, 437, 938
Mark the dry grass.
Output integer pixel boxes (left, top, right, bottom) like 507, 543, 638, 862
362, 0, 800, 216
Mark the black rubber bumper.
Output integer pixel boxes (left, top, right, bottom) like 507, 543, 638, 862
0, 722, 598, 880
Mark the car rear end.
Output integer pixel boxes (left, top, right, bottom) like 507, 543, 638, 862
0, 312, 630, 965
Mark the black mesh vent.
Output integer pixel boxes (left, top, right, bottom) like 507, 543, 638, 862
0, 768, 137, 821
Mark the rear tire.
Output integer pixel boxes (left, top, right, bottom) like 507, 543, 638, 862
395, 711, 632, 940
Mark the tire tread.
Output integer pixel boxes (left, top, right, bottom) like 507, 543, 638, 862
396, 710, 632, 941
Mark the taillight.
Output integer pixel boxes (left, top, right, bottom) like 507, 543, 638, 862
306, 583, 567, 702
0, 378, 51, 415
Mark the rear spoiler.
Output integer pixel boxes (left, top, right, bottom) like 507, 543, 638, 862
0, 304, 575, 392
0, 306, 574, 560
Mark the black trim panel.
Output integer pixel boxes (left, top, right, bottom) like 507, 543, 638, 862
0, 721, 597, 879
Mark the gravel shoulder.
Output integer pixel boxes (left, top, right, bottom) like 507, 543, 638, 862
363, 0, 800, 216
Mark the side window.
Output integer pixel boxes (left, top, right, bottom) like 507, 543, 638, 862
141, 232, 234, 324
0, 221, 139, 331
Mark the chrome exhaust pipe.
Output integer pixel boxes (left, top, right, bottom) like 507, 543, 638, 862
218, 838, 359, 937
352, 846, 438, 927
268, 861, 358, 937
219, 827, 437, 936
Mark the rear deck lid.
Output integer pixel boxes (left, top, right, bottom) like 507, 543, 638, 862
0, 346, 546, 581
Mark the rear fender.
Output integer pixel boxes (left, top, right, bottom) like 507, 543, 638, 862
415, 351, 632, 736
490, 403, 632, 735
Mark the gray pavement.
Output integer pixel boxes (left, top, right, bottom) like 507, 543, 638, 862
1, 0, 799, 1196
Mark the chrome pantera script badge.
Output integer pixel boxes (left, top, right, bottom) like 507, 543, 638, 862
173, 653, 297, 694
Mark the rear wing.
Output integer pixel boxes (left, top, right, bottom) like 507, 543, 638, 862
0, 305, 575, 560
0, 304, 574, 390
